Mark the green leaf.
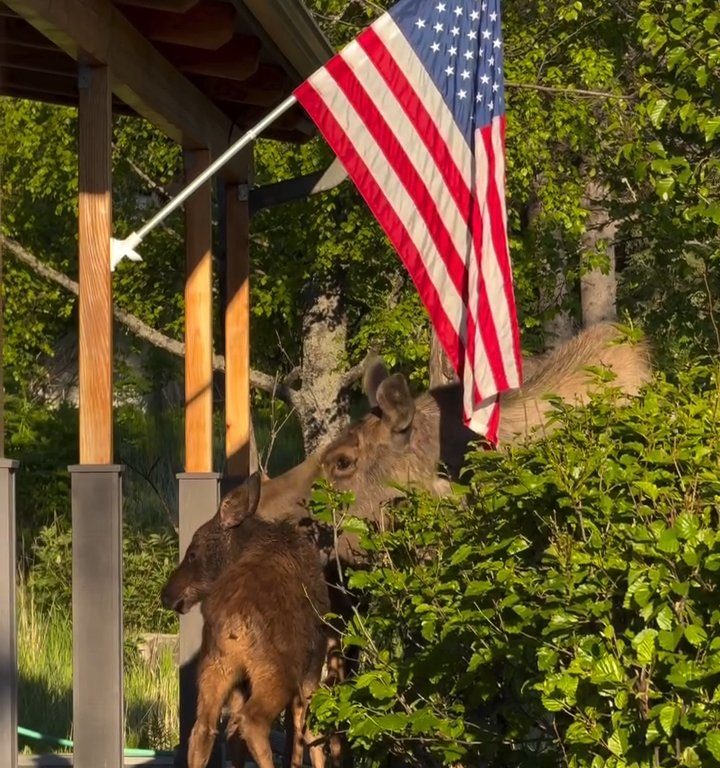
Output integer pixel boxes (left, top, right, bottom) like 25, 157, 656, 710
659, 703, 682, 735
658, 528, 680, 553
607, 728, 629, 757
648, 98, 668, 128
706, 732, 720, 761
685, 624, 708, 647
632, 628, 658, 665
703, 116, 720, 142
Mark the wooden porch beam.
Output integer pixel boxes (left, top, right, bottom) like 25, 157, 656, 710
156, 37, 261, 81
117, 0, 199, 10
224, 181, 251, 478
184, 150, 214, 474
78, 64, 113, 465
120, 2, 236, 50
4, 0, 247, 176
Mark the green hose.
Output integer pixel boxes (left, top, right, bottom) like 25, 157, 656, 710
18, 726, 174, 758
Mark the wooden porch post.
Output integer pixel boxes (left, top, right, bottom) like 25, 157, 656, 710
224, 180, 251, 479
78, 65, 113, 465
178, 148, 221, 768
72, 64, 124, 768
184, 149, 214, 475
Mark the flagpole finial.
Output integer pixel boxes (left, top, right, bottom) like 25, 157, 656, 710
110, 231, 144, 271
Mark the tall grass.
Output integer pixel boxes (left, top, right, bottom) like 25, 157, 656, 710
17, 582, 179, 752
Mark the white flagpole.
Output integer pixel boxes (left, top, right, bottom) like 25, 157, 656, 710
110, 94, 298, 270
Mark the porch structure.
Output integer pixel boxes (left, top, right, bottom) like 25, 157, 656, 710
0, 2, 332, 766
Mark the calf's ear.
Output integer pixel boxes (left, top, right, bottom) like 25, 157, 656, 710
219, 471, 262, 529
363, 355, 390, 408
376, 373, 415, 433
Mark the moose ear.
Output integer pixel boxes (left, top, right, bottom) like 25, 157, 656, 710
363, 355, 390, 408
219, 471, 262, 529
376, 373, 415, 433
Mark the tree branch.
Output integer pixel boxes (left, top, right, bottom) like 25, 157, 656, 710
506, 82, 636, 100
2, 236, 301, 406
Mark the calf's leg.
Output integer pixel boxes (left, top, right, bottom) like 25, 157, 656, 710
188, 655, 237, 768
225, 689, 249, 768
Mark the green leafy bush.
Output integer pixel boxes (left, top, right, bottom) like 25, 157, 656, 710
311, 365, 720, 767
25, 517, 178, 634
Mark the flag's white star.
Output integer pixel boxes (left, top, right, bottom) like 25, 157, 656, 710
448, 45, 458, 56
451, 25, 460, 36
489, 55, 495, 65
415, 18, 427, 29
490, 11, 498, 21
488, 102, 494, 111
476, 92, 483, 102
434, 22, 444, 33
445, 65, 455, 76
481, 1, 487, 10
458, 89, 467, 99
482, 28, 491, 39
454, 5, 464, 15
493, 37, 502, 48
430, 41, 441, 53
470, 10, 480, 21
461, 69, 471, 80
435, 2, 446, 11
467, 29, 477, 40
464, 49, 474, 60
492, 82, 500, 92
480, 73, 490, 84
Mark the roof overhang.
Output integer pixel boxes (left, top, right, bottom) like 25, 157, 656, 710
0, 0, 334, 174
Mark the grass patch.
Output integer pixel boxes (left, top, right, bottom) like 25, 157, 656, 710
17, 583, 179, 753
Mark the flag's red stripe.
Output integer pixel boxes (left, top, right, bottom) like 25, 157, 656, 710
470, 195, 509, 396
497, 116, 523, 379
357, 28, 472, 218
485, 396, 501, 444
325, 55, 470, 302
480, 119, 522, 379
295, 79, 465, 376
322, 55, 488, 401
352, 33, 510, 400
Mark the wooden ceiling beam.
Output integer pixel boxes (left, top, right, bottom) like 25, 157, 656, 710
115, 0, 199, 10
0, 67, 77, 97
0, 17, 56, 48
156, 37, 260, 81
4, 0, 250, 177
193, 65, 287, 108
0, 42, 75, 75
119, 1, 236, 50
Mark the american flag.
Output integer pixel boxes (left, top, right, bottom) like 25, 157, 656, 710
295, 0, 522, 443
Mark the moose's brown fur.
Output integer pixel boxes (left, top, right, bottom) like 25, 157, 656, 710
220, 323, 652, 562
185, 518, 330, 768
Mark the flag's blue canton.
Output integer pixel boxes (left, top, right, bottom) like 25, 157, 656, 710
388, 0, 505, 146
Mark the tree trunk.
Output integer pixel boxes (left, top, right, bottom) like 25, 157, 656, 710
581, 181, 618, 328
541, 269, 575, 348
523, 187, 575, 350
429, 328, 456, 388
297, 275, 350, 455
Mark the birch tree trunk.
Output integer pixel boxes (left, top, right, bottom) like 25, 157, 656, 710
296, 275, 350, 455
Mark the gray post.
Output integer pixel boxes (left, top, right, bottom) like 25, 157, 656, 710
69, 465, 124, 768
0, 459, 19, 768
176, 473, 220, 768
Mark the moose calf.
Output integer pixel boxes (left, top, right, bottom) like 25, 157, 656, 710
162, 495, 330, 768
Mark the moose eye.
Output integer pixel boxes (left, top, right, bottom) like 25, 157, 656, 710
333, 455, 356, 476
186, 550, 196, 563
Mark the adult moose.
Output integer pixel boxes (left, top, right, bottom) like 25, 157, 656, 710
218, 322, 652, 561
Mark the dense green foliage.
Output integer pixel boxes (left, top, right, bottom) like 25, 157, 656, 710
311, 367, 720, 767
